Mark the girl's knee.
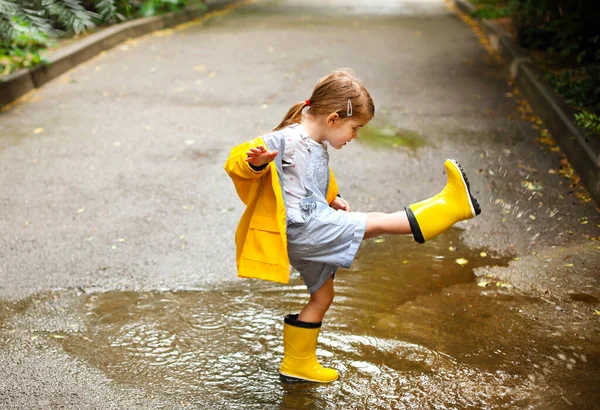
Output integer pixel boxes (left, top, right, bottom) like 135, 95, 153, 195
311, 284, 334, 308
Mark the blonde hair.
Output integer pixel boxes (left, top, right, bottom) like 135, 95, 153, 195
273, 69, 375, 131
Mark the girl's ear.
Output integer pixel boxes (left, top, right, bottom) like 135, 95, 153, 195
326, 112, 340, 127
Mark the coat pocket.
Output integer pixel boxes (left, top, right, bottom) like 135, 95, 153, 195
242, 214, 283, 264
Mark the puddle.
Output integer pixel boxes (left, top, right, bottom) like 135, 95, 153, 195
358, 124, 426, 152
1, 231, 599, 408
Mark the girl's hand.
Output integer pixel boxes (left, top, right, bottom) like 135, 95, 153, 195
245, 145, 279, 167
330, 196, 350, 211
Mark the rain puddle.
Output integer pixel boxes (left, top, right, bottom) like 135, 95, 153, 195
2, 231, 599, 408
358, 124, 426, 152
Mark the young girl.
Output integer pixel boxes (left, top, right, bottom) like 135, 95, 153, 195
224, 69, 481, 383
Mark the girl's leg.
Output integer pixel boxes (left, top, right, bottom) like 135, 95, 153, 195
363, 159, 482, 243
364, 211, 412, 239
297, 276, 334, 323
280, 276, 338, 383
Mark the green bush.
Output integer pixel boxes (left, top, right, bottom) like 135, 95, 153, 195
0, 0, 198, 75
512, 0, 600, 64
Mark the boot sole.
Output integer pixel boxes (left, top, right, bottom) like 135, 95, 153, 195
448, 159, 482, 217
279, 372, 338, 383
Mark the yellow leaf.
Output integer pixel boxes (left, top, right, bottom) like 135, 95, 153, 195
477, 281, 489, 287
33, 128, 44, 134
563, 263, 574, 267
594, 310, 600, 315
76, 208, 85, 213
480, 251, 487, 257
448, 246, 457, 251
374, 238, 385, 244
455, 258, 468, 266
403, 260, 409, 264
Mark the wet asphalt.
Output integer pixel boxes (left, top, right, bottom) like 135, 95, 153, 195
0, 0, 599, 408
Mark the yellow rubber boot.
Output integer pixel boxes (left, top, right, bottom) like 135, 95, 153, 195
405, 159, 481, 243
279, 314, 338, 383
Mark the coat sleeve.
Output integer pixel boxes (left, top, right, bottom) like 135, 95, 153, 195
224, 137, 271, 181
326, 167, 339, 205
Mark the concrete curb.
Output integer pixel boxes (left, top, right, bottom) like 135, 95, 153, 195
454, 0, 600, 205
0, 0, 240, 107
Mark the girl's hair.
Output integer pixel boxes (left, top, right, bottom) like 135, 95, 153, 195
273, 69, 375, 131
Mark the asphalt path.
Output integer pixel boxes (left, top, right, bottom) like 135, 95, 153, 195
1, 0, 598, 407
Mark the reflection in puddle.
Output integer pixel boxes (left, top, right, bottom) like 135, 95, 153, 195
2, 231, 599, 408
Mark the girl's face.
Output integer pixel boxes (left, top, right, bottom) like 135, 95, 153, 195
326, 115, 370, 149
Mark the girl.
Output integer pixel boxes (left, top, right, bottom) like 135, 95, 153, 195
224, 69, 481, 383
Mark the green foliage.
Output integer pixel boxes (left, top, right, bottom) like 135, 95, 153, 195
546, 64, 600, 112
0, 0, 199, 75
574, 111, 600, 135
471, 0, 514, 20
45, 0, 99, 35
512, 0, 600, 63
140, 0, 194, 17
546, 63, 600, 139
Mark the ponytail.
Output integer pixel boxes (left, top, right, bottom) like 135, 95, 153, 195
272, 101, 306, 131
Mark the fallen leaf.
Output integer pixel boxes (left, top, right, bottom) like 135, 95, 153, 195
521, 180, 543, 191
77, 208, 85, 213
563, 263, 574, 267
477, 281, 489, 287
374, 238, 385, 244
455, 258, 468, 266
403, 260, 409, 264
480, 251, 487, 257
33, 128, 44, 134
448, 246, 457, 251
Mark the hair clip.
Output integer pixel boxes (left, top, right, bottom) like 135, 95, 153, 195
347, 98, 353, 117
305, 99, 311, 107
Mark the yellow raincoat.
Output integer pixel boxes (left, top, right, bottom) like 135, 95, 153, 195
224, 137, 339, 284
